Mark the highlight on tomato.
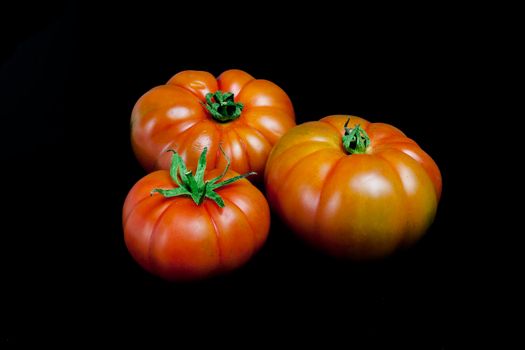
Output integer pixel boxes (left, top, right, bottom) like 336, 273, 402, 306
131, 69, 296, 181
123, 147, 270, 281
264, 115, 442, 260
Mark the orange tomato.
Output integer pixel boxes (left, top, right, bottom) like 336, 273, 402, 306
123, 148, 270, 281
131, 69, 295, 181
265, 115, 442, 259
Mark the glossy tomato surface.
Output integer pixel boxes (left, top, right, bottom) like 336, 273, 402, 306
265, 115, 442, 259
123, 169, 270, 281
131, 69, 295, 181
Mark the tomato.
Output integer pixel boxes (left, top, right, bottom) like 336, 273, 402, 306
264, 115, 442, 259
131, 69, 295, 181
123, 147, 270, 281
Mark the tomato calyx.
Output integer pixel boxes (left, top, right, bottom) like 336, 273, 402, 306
203, 91, 244, 123
342, 117, 371, 155
151, 147, 256, 208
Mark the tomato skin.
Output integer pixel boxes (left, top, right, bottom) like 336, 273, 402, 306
123, 169, 270, 281
264, 115, 442, 259
131, 69, 295, 181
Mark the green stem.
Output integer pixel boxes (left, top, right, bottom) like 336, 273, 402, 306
151, 147, 255, 208
342, 117, 371, 155
203, 91, 244, 122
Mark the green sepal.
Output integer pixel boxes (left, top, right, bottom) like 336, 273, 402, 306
151, 146, 255, 208
150, 187, 192, 198
342, 117, 371, 155
205, 191, 225, 208
209, 172, 257, 191
203, 91, 244, 122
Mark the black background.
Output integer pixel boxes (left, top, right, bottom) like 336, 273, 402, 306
1, 2, 478, 346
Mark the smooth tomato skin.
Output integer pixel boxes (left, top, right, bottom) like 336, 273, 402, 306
265, 115, 442, 259
123, 169, 270, 281
131, 69, 295, 181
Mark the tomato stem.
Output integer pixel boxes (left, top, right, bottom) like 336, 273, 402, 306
203, 91, 244, 122
151, 146, 255, 208
342, 117, 370, 155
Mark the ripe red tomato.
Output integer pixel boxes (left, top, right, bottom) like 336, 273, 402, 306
131, 69, 295, 181
265, 115, 442, 259
123, 147, 270, 281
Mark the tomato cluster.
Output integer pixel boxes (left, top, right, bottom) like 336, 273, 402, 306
124, 69, 442, 281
